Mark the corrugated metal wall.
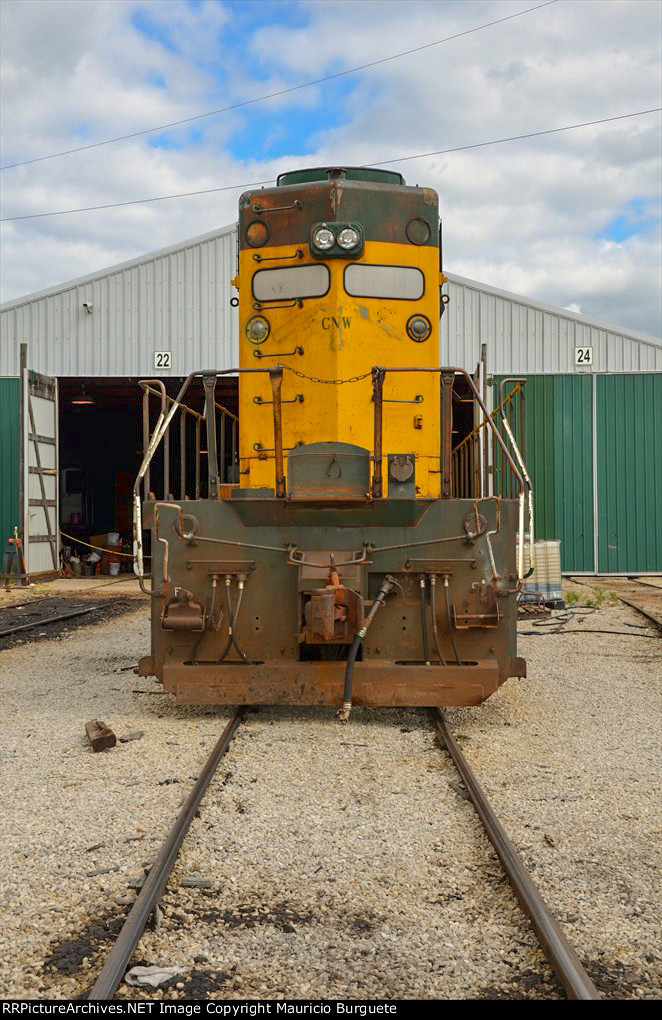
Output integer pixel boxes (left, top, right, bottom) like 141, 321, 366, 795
596, 374, 662, 573
443, 274, 662, 375
2, 226, 659, 378
494, 375, 595, 573
495, 373, 662, 573
0, 378, 21, 553
0, 226, 239, 377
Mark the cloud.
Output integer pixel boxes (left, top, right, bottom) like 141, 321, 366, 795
1, 0, 660, 338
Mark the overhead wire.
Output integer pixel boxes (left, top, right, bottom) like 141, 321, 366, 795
2, 106, 660, 223
0, 1, 560, 171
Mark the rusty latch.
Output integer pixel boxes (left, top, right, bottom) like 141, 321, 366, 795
161, 588, 205, 631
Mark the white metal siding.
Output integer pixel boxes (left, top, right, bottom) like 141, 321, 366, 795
440, 274, 661, 374
2, 227, 660, 377
0, 227, 239, 377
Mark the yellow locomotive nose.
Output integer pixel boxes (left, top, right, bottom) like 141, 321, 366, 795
237, 177, 443, 497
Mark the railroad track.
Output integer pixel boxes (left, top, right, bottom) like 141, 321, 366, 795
569, 576, 662, 633
0, 598, 131, 641
87, 709, 599, 1001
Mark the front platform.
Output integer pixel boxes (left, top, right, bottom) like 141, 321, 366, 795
142, 657, 527, 707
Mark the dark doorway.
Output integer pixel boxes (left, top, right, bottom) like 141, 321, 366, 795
57, 377, 238, 558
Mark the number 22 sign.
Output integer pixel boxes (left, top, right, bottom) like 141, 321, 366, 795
154, 351, 172, 370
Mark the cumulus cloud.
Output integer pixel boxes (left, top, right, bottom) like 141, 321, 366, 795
1, 0, 660, 336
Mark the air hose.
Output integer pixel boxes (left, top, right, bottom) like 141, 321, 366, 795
419, 575, 431, 666
216, 574, 250, 664
429, 574, 447, 666
338, 574, 397, 723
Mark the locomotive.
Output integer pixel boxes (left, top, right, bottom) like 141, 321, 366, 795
134, 167, 527, 717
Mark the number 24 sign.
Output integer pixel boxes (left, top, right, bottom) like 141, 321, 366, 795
574, 346, 593, 366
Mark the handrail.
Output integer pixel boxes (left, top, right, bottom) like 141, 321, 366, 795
449, 376, 533, 580
453, 380, 524, 457
372, 367, 526, 586
372, 367, 526, 497
496, 379, 534, 579
133, 367, 285, 593
140, 380, 239, 503
140, 381, 239, 425
134, 364, 529, 595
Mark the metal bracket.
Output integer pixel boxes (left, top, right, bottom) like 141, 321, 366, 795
253, 346, 304, 359
254, 393, 304, 405
252, 201, 303, 214
253, 249, 303, 263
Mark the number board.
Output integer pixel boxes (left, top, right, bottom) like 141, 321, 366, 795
574, 346, 593, 366
154, 351, 172, 370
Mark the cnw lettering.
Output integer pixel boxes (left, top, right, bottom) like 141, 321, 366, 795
322, 316, 352, 329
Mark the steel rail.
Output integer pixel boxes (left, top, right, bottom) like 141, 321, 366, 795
433, 709, 600, 1000
617, 597, 662, 633
0, 596, 53, 612
567, 577, 662, 632
89, 708, 245, 1000
0, 601, 127, 639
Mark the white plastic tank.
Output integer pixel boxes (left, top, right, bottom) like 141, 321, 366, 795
520, 538, 564, 608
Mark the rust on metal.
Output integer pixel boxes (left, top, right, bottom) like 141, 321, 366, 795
161, 588, 205, 632
372, 367, 385, 499
440, 371, 454, 498
434, 710, 600, 1001
165, 659, 505, 707
203, 373, 219, 499
303, 562, 364, 643
269, 367, 286, 498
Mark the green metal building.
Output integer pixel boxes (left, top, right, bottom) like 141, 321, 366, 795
0, 378, 21, 565
492, 373, 662, 574
441, 274, 661, 575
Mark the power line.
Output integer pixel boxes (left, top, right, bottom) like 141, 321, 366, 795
0, 1, 559, 171
1, 178, 276, 221
365, 106, 662, 168
1, 107, 659, 223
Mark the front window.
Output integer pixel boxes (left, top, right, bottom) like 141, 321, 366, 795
252, 264, 330, 301
344, 264, 425, 300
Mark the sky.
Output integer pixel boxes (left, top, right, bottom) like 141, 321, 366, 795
0, 0, 660, 337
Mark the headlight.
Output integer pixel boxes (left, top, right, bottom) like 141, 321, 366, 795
337, 227, 360, 250
246, 315, 270, 344
246, 220, 270, 247
406, 315, 431, 342
313, 226, 335, 250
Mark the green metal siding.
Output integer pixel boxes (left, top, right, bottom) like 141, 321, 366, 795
553, 375, 594, 573
597, 374, 662, 573
493, 375, 595, 573
0, 378, 21, 554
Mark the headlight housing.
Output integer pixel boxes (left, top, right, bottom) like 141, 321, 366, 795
310, 222, 364, 258
312, 226, 335, 250
246, 315, 270, 344
337, 227, 360, 250
246, 220, 270, 247
406, 315, 432, 342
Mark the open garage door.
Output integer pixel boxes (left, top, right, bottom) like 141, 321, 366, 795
22, 365, 59, 578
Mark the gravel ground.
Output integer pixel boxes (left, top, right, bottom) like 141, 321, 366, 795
0, 597, 659, 1000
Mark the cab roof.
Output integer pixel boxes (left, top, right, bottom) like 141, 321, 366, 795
276, 167, 406, 187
